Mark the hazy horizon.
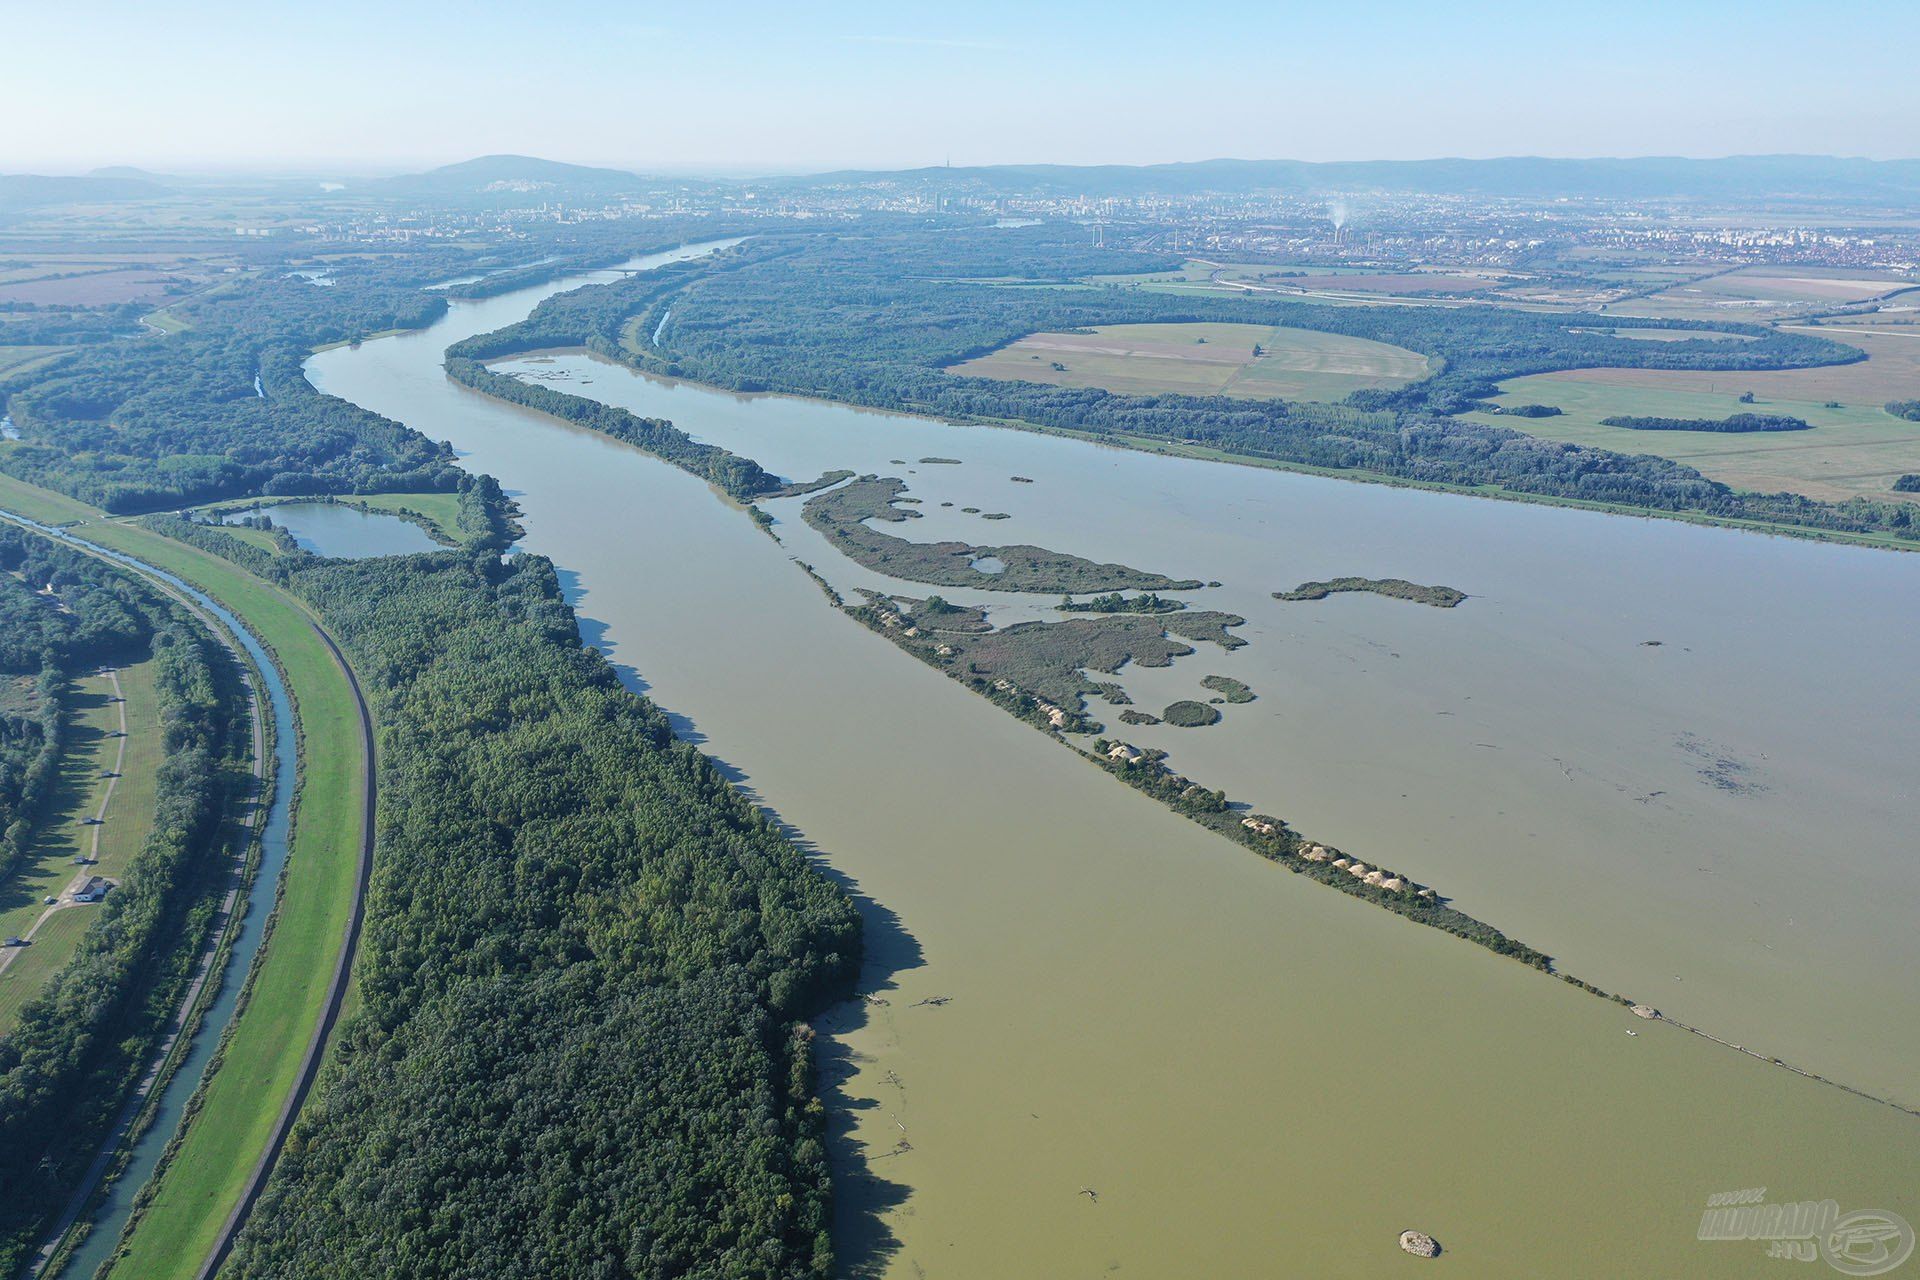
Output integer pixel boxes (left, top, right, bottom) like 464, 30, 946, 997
5, 0, 1916, 174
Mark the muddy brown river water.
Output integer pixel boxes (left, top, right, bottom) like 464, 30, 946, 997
308, 245, 1919, 1278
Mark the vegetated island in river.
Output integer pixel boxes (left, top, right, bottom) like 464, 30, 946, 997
1062, 591, 1186, 613
1162, 699, 1221, 727
854, 589, 1241, 732
838, 586, 1579, 976
1276, 577, 1467, 608
1598, 412, 1811, 432
1200, 674, 1255, 703
805, 476, 1202, 593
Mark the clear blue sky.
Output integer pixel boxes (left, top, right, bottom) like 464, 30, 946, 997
5, 0, 1915, 174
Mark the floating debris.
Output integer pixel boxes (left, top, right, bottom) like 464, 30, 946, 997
911, 995, 952, 1008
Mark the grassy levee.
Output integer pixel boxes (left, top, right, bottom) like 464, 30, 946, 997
66, 520, 367, 1279
0, 469, 99, 526
0, 474, 369, 1278
0, 661, 163, 1035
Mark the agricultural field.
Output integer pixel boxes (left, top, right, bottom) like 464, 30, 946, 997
1465, 329, 1920, 502
1613, 265, 1919, 321
951, 320, 1432, 402
1285, 272, 1491, 295
1080, 260, 1502, 303
0, 659, 161, 1034
0, 269, 180, 307
0, 345, 68, 378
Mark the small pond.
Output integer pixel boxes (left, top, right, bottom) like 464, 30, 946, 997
224, 502, 440, 558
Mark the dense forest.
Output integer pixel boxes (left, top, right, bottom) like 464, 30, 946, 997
0, 525, 248, 1274
0, 305, 143, 350
454, 223, 1916, 544
222, 543, 861, 1278
0, 226, 759, 515
0, 270, 458, 512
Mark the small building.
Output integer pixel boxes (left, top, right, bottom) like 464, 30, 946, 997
73, 876, 111, 904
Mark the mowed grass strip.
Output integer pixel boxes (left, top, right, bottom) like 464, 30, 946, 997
951, 321, 1431, 402
0, 660, 162, 1034
65, 521, 367, 1278
0, 468, 102, 526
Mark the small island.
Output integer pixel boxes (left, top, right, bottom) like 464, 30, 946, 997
1200, 674, 1255, 703
1162, 700, 1221, 727
1275, 578, 1466, 608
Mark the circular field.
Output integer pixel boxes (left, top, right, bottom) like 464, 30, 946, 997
950, 321, 1432, 403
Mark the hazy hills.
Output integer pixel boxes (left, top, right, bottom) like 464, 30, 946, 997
375, 152, 1920, 202
777, 155, 1920, 200
8, 154, 1920, 213
370, 154, 652, 196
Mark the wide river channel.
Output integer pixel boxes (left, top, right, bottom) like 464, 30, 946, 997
308, 242, 1919, 1278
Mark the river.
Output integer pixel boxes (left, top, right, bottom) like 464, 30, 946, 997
307, 243, 1919, 1278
